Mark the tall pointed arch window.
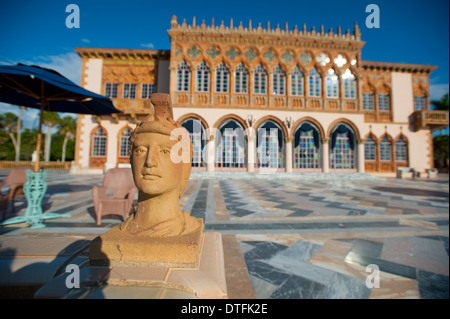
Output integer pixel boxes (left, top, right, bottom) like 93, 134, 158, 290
92, 127, 107, 157
196, 61, 210, 92
181, 118, 207, 167
380, 135, 392, 162
253, 64, 267, 94
395, 136, 408, 162
215, 119, 246, 169
235, 63, 248, 93
293, 122, 321, 169
308, 67, 321, 97
364, 135, 376, 161
343, 69, 356, 99
326, 69, 339, 98
176, 61, 190, 92
330, 124, 356, 170
215, 62, 229, 93
256, 121, 284, 169
290, 66, 304, 96
272, 65, 286, 95
119, 128, 132, 157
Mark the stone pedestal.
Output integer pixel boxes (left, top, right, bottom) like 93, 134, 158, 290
35, 232, 227, 299
89, 223, 204, 267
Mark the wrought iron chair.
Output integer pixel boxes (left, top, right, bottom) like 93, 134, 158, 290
0, 166, 33, 219
92, 167, 137, 225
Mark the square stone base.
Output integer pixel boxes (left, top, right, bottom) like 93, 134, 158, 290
35, 232, 227, 299
89, 223, 203, 267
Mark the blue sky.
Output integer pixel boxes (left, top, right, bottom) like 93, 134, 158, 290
0, 0, 448, 130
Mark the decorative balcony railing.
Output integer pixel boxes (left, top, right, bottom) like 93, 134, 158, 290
411, 110, 449, 131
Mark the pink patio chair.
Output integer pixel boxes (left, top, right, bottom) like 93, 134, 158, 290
0, 166, 33, 219
92, 168, 137, 226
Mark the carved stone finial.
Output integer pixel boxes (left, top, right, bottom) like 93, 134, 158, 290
170, 15, 178, 28
354, 21, 361, 39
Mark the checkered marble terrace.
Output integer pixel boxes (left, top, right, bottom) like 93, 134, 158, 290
0, 170, 448, 299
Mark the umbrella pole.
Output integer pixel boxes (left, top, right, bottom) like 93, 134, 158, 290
34, 101, 44, 173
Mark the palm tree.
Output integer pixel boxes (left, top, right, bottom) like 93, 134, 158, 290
42, 111, 61, 162
431, 93, 449, 168
0, 112, 21, 161
430, 93, 449, 111
58, 116, 77, 163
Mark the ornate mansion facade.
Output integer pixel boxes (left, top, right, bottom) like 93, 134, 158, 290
73, 16, 448, 174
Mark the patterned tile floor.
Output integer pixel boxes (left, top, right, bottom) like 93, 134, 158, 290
0, 170, 448, 299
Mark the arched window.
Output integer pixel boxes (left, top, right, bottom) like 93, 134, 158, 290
363, 93, 375, 110
196, 61, 210, 92
234, 63, 248, 93
378, 93, 390, 111
326, 69, 339, 98
272, 65, 286, 95
216, 119, 246, 169
343, 69, 356, 99
256, 120, 284, 169
92, 127, 107, 157
181, 118, 207, 167
119, 128, 131, 157
215, 62, 229, 93
308, 67, 321, 97
380, 135, 392, 161
395, 136, 408, 162
254, 64, 267, 94
330, 124, 356, 170
290, 66, 304, 96
176, 61, 190, 92
364, 135, 376, 161
293, 122, 321, 169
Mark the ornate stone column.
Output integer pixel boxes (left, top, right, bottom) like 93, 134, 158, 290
322, 138, 330, 172
357, 138, 365, 173
247, 133, 255, 173
206, 133, 215, 172
285, 137, 293, 173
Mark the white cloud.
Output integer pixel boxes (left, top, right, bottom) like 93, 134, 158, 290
140, 43, 154, 49
0, 52, 82, 84
81, 38, 90, 43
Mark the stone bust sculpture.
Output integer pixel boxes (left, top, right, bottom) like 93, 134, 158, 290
119, 93, 202, 237
89, 93, 204, 266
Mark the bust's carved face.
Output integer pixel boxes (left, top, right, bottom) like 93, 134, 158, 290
131, 132, 183, 197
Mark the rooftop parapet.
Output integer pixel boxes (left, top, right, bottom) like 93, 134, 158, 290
169, 15, 363, 42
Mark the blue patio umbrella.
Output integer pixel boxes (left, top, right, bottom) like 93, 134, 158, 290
0, 63, 122, 228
